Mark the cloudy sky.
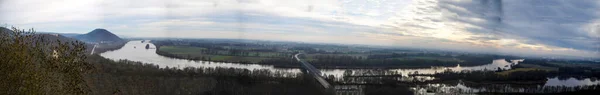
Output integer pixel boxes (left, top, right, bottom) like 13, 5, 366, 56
1, 0, 599, 58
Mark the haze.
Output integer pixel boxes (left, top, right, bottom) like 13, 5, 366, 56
1, 0, 599, 58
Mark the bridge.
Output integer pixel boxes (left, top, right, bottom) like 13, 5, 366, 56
294, 53, 335, 95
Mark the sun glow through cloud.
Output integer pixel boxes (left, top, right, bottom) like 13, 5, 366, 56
1, 0, 598, 58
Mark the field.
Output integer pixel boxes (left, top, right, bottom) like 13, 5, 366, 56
497, 68, 545, 75
152, 40, 517, 68
393, 56, 464, 62
304, 54, 370, 61
304, 54, 464, 63
515, 64, 558, 71
159, 46, 206, 54
158, 45, 284, 63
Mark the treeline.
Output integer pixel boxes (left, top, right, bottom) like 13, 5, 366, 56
425, 80, 600, 94
290, 46, 327, 54
400, 70, 599, 94
516, 59, 600, 78
336, 70, 550, 85
307, 54, 501, 68
86, 55, 321, 95
474, 84, 600, 94
155, 48, 302, 68
429, 70, 549, 84
153, 40, 286, 54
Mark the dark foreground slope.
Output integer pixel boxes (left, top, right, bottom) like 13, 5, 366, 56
1, 27, 322, 95
85, 55, 322, 95
1, 27, 89, 94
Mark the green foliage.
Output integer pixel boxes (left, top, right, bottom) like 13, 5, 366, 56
0, 27, 90, 94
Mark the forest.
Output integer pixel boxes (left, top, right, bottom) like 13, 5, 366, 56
85, 55, 322, 95
152, 39, 517, 69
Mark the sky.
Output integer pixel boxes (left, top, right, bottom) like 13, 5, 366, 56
0, 0, 599, 59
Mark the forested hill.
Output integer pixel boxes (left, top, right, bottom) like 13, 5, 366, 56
74, 28, 124, 43
1, 27, 81, 44
0, 27, 12, 35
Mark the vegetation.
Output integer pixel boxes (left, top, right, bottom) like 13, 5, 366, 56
85, 55, 320, 95
1, 27, 322, 95
305, 53, 503, 68
153, 40, 292, 64
0, 27, 90, 94
4, 26, 599, 94
514, 59, 600, 78
152, 39, 515, 69
431, 70, 550, 84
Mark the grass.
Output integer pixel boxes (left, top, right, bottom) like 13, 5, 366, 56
303, 54, 465, 63
517, 64, 558, 71
304, 54, 370, 62
159, 46, 206, 54
497, 68, 545, 75
211, 55, 270, 63
158, 45, 284, 63
248, 52, 284, 57
402, 56, 464, 62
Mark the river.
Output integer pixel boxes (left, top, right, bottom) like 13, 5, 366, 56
101, 41, 519, 76
100, 41, 599, 89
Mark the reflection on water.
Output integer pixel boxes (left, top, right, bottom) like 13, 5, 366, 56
545, 77, 600, 87
100, 40, 301, 73
102, 41, 599, 94
412, 78, 600, 94
101, 41, 521, 79
321, 59, 523, 78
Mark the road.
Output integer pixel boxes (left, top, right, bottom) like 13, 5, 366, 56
294, 53, 331, 89
90, 44, 98, 55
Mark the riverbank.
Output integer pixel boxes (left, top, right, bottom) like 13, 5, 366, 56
154, 44, 509, 69
99, 40, 600, 94
155, 49, 501, 69
85, 54, 321, 95
88, 41, 127, 55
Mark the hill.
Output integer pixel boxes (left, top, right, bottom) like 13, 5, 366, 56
1, 27, 109, 55
3, 27, 81, 42
37, 32, 81, 37
0, 27, 12, 36
74, 28, 124, 43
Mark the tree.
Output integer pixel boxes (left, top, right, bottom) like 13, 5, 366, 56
0, 27, 90, 94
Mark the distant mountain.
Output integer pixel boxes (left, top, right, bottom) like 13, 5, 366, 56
74, 28, 124, 43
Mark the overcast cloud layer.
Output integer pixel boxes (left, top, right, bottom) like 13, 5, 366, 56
1, 0, 599, 58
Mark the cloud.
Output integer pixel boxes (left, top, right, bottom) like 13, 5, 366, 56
0, 0, 598, 58
382, 0, 599, 58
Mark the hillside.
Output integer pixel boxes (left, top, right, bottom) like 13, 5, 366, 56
1, 27, 116, 54
37, 32, 81, 37
1, 27, 79, 43
74, 28, 124, 43
0, 27, 12, 35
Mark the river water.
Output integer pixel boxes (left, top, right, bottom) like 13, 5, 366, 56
101, 41, 599, 88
